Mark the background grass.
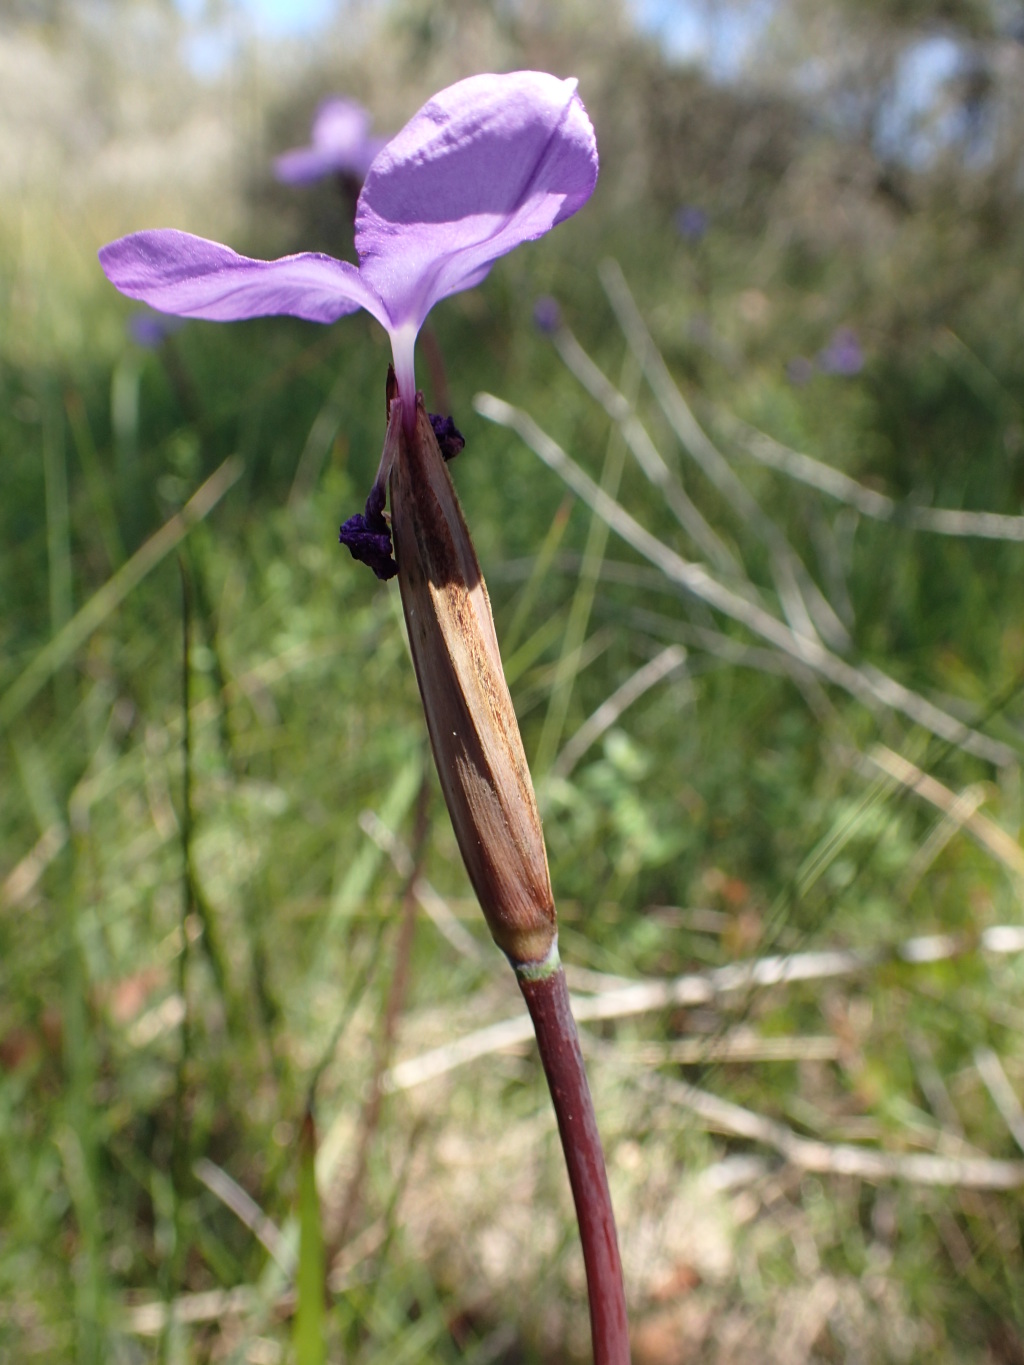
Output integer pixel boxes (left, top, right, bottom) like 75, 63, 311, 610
4, 1, 1024, 1361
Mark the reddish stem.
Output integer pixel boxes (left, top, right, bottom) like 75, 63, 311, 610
517, 965, 631, 1365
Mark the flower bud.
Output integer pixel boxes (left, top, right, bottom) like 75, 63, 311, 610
389, 394, 556, 965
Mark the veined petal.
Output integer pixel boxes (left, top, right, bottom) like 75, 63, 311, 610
98, 230, 386, 326
354, 71, 598, 334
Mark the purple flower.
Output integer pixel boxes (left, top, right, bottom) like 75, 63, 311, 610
818, 327, 864, 377
532, 295, 562, 334
675, 204, 709, 242
99, 72, 597, 430
128, 309, 184, 348
274, 97, 386, 185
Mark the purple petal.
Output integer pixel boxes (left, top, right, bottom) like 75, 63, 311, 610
275, 97, 386, 184
354, 72, 598, 338
99, 230, 385, 326
98, 74, 598, 418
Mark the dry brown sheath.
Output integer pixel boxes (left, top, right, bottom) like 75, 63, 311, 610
388, 395, 556, 965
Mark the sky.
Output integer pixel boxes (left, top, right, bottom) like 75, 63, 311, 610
173, 0, 740, 67
176, 0, 335, 34
172, 0, 972, 165
635, 0, 779, 81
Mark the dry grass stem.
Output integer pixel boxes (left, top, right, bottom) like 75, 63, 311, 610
475, 391, 1014, 766
621, 1033, 841, 1063
723, 409, 1024, 540
601, 1038, 1024, 1190
857, 743, 1024, 883
1, 822, 67, 909
356, 807, 487, 962
553, 324, 740, 576
597, 258, 850, 650
386, 923, 1024, 1092
551, 643, 687, 779
973, 1047, 1024, 1156
193, 1158, 288, 1270
123, 1286, 260, 1335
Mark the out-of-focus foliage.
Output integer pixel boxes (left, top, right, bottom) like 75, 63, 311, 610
4, 0, 1024, 1361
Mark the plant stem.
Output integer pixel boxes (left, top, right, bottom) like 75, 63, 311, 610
326, 769, 432, 1261
517, 959, 630, 1365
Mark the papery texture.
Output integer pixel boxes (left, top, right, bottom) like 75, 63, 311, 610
389, 397, 556, 963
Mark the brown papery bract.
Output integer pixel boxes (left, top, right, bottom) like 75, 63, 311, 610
389, 394, 556, 965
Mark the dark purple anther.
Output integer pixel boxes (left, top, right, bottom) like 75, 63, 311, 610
339, 480, 397, 580
429, 413, 465, 462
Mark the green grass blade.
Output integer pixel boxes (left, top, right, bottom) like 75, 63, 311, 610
0, 454, 243, 730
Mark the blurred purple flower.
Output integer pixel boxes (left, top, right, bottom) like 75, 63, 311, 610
533, 295, 562, 334
786, 356, 814, 387
99, 71, 598, 430
675, 204, 709, 242
274, 97, 386, 185
818, 327, 864, 376
128, 309, 183, 348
